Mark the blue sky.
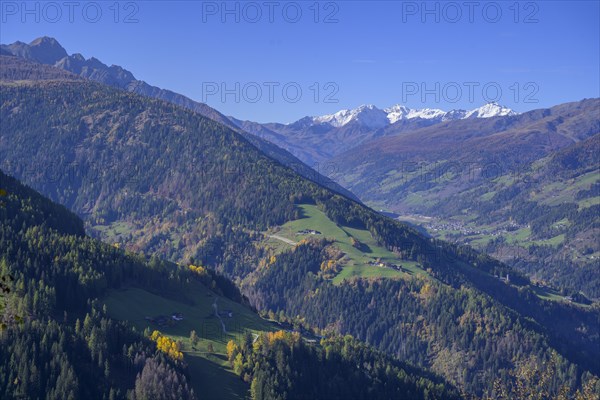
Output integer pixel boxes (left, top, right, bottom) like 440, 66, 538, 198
1, 1, 599, 122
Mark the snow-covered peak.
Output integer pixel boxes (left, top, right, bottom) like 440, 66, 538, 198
442, 109, 468, 121
308, 103, 517, 128
383, 105, 410, 123
313, 104, 389, 129
384, 105, 448, 123
464, 102, 517, 119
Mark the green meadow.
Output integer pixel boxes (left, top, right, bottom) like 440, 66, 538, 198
268, 204, 427, 283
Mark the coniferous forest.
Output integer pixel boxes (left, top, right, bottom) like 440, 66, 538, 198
0, 169, 465, 399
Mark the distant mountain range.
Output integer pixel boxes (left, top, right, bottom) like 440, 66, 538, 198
329, 98, 599, 205
311, 102, 517, 129
0, 37, 359, 202
228, 103, 517, 165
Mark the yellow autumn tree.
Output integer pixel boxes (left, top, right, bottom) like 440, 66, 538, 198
320, 260, 337, 272
266, 330, 286, 345
226, 340, 240, 362
150, 330, 161, 341
150, 330, 183, 361
189, 264, 207, 276
266, 330, 301, 346
419, 282, 434, 299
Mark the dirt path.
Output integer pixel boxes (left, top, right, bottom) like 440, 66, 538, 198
212, 297, 227, 334
268, 234, 297, 245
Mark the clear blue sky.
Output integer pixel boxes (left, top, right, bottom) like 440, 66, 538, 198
1, 1, 599, 122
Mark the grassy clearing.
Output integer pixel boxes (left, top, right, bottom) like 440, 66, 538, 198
263, 236, 292, 254
480, 191, 497, 201
332, 261, 426, 285
459, 227, 564, 250
531, 285, 590, 307
468, 236, 491, 247
92, 221, 135, 243
578, 196, 600, 209
532, 286, 565, 302
533, 171, 599, 207
526, 234, 566, 247
551, 218, 570, 228
505, 227, 532, 244
403, 192, 436, 208
103, 281, 275, 400
575, 170, 600, 187
269, 204, 427, 283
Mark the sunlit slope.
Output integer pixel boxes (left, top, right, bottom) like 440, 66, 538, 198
267, 204, 426, 283
103, 280, 276, 400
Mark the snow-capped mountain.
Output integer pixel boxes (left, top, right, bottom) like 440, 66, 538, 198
308, 103, 517, 128
384, 105, 450, 123
463, 103, 517, 119
313, 104, 389, 129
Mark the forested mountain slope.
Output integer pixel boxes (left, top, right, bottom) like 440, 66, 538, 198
0, 170, 461, 399
0, 38, 359, 202
0, 170, 196, 399
423, 134, 600, 298
1, 63, 599, 397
